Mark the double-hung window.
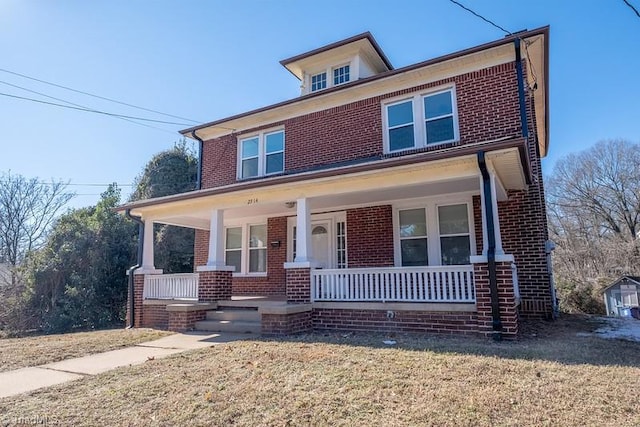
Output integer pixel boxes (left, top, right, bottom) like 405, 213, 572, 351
437, 204, 471, 265
396, 200, 473, 266
384, 87, 458, 153
239, 129, 285, 179
224, 223, 268, 274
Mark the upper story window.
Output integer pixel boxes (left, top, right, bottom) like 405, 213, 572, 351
384, 87, 458, 153
333, 64, 350, 85
311, 72, 327, 92
239, 129, 285, 179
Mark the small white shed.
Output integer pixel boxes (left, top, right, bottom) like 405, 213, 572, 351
603, 276, 640, 317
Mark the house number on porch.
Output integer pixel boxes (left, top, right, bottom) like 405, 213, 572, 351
247, 198, 258, 205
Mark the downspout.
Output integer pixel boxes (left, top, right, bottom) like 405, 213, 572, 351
125, 209, 144, 329
477, 151, 502, 341
514, 38, 529, 140
191, 130, 204, 190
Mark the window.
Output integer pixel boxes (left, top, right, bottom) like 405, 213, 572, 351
398, 208, 428, 266
249, 224, 267, 273
438, 204, 471, 265
384, 87, 458, 153
337, 221, 347, 269
224, 223, 267, 275
395, 200, 473, 266
387, 100, 415, 152
621, 284, 639, 307
424, 90, 456, 144
311, 72, 327, 92
225, 227, 242, 272
239, 129, 285, 179
333, 65, 350, 85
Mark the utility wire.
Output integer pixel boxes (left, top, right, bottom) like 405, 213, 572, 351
0, 67, 201, 123
623, 0, 640, 17
447, 0, 512, 35
0, 80, 180, 135
0, 91, 194, 126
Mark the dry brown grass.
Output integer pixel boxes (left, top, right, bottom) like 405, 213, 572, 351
0, 328, 173, 372
1, 316, 639, 426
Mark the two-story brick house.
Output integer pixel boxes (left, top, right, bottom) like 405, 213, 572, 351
119, 27, 551, 339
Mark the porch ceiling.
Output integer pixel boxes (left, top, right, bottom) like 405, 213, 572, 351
127, 144, 526, 230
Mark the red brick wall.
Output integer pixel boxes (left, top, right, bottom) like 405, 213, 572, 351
168, 310, 207, 332
346, 205, 394, 268
262, 311, 312, 335
140, 304, 168, 329
312, 309, 478, 335
473, 261, 518, 338
200, 63, 520, 189
127, 274, 144, 328
194, 229, 208, 270
286, 268, 311, 303
198, 270, 232, 301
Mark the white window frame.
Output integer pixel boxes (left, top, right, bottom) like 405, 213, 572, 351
382, 85, 459, 154
223, 221, 269, 277
311, 71, 327, 92
237, 128, 285, 180
392, 194, 475, 267
332, 64, 350, 86
435, 202, 473, 266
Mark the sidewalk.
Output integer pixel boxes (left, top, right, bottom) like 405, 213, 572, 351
0, 331, 256, 399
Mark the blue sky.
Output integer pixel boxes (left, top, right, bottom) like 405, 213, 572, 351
1, 0, 638, 209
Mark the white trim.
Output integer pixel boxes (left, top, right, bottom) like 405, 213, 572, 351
237, 127, 285, 180
284, 261, 319, 269
469, 254, 515, 263
382, 84, 459, 154
196, 265, 236, 272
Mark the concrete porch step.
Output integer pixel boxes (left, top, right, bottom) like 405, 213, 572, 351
206, 309, 260, 322
194, 319, 261, 334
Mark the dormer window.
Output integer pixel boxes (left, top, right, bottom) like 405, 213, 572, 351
311, 72, 327, 92
333, 65, 350, 85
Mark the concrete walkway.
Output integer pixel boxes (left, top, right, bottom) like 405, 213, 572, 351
0, 331, 257, 399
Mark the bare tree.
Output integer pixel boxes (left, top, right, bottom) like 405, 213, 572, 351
0, 172, 74, 282
547, 139, 640, 312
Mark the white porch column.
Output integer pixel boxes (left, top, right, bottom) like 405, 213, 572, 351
197, 209, 235, 272
294, 197, 312, 263
478, 172, 504, 256
137, 218, 162, 275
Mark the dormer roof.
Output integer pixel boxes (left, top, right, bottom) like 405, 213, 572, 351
279, 32, 393, 81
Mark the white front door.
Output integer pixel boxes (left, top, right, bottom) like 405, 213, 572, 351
311, 222, 331, 268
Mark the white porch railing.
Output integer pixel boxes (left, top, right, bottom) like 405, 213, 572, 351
311, 266, 475, 303
143, 273, 199, 300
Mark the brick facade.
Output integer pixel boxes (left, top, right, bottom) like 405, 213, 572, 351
312, 309, 478, 335
346, 205, 394, 268
126, 274, 145, 328
198, 270, 232, 301
262, 311, 312, 335
168, 310, 207, 332
473, 261, 519, 339
200, 63, 520, 189
286, 268, 311, 303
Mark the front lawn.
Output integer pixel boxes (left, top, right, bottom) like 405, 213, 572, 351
0, 315, 638, 426
0, 328, 173, 372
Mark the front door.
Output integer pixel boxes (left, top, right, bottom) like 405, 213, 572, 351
312, 222, 331, 268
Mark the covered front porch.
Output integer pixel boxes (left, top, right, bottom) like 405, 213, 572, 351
125, 141, 526, 337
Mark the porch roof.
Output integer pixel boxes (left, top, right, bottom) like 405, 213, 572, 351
117, 137, 529, 229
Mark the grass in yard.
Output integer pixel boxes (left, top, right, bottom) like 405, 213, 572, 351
1, 315, 639, 426
0, 328, 173, 372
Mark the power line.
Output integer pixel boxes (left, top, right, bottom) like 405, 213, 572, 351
0, 91, 194, 126
0, 80, 180, 135
623, 0, 640, 17
447, 0, 512, 35
0, 67, 201, 123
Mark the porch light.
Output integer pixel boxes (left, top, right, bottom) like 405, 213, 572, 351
285, 201, 296, 209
